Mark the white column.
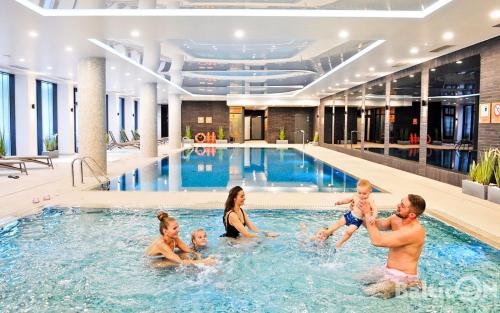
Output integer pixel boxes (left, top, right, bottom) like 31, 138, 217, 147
15, 74, 37, 156
75, 0, 105, 9
419, 68, 429, 167
360, 85, 366, 151
168, 93, 181, 149
107, 93, 120, 141
344, 92, 348, 148
384, 78, 391, 155
140, 83, 158, 157
57, 82, 75, 154
78, 57, 107, 173
168, 152, 181, 191
138, 0, 157, 9
157, 104, 162, 139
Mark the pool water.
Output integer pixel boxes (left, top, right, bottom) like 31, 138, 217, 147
1, 208, 498, 312
110, 148, 373, 192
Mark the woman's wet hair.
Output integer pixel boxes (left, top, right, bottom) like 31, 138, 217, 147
157, 211, 176, 235
224, 186, 243, 217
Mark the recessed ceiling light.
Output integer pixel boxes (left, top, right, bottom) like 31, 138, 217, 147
65, 46, 73, 52
442, 31, 454, 41
137, 78, 142, 81
338, 30, 349, 38
68, 72, 73, 77
393, 79, 397, 83
355, 73, 361, 77
47, 66, 52, 70
409, 47, 419, 54
19, 58, 25, 62
431, 68, 436, 71
386, 58, 394, 64
28, 31, 38, 38
335, 83, 340, 86
456, 60, 463, 64
344, 79, 349, 83
234, 29, 245, 39
130, 30, 140, 37
369, 67, 375, 72
409, 74, 415, 78
321, 89, 325, 93
490, 10, 500, 19
110, 66, 116, 70
328, 86, 332, 90
125, 72, 131, 76
378, 83, 383, 86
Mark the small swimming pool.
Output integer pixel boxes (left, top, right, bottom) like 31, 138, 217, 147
1, 208, 498, 312
110, 148, 374, 192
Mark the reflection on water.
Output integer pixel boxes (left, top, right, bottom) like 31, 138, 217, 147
110, 148, 371, 192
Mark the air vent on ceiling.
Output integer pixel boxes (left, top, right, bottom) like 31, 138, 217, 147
493, 23, 500, 27
392, 63, 408, 68
9, 64, 29, 70
429, 45, 455, 53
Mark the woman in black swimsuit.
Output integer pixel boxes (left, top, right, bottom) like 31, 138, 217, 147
222, 186, 278, 238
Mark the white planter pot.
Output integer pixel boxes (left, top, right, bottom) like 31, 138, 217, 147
43, 150, 59, 158
487, 185, 500, 204
276, 140, 288, 144
183, 139, 194, 144
462, 180, 488, 199
216, 139, 228, 144
310, 142, 319, 146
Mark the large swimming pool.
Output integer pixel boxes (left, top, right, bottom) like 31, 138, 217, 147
1, 208, 497, 312
110, 148, 373, 192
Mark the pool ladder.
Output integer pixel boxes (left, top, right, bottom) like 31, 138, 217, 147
71, 157, 110, 190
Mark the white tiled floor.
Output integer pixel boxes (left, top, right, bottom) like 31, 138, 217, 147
1, 143, 499, 249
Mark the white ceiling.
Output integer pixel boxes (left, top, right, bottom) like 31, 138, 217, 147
0, 0, 499, 103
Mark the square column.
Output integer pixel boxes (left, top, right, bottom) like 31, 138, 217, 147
57, 82, 75, 154
15, 74, 37, 156
419, 67, 430, 172
168, 93, 182, 150
360, 85, 366, 151
344, 92, 348, 148
384, 78, 391, 155
139, 83, 158, 157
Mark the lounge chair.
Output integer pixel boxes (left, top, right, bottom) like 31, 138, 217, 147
0, 159, 28, 175
108, 131, 140, 150
1, 155, 54, 169
130, 130, 168, 145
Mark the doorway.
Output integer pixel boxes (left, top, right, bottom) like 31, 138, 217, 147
244, 110, 265, 140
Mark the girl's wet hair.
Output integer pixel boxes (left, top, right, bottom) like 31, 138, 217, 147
157, 211, 176, 235
191, 228, 206, 245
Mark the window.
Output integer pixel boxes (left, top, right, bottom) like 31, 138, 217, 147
36, 80, 57, 154
119, 97, 125, 130
134, 100, 138, 131
442, 106, 455, 142
73, 87, 78, 152
0, 71, 15, 155
105, 94, 109, 132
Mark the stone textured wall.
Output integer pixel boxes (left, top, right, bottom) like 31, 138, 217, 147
265, 107, 315, 143
181, 101, 229, 138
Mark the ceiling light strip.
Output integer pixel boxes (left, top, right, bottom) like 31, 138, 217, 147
428, 93, 479, 99
294, 40, 385, 96
88, 38, 192, 96
15, 0, 453, 18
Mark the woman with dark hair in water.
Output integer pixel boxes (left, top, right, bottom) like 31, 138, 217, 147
222, 186, 278, 238
145, 211, 215, 266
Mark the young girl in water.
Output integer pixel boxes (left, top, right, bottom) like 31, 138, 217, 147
145, 212, 214, 266
191, 228, 208, 251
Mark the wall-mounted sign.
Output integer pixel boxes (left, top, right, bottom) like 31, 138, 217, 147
412, 118, 418, 125
479, 103, 491, 124
205, 116, 212, 124
491, 102, 500, 124
197, 117, 205, 124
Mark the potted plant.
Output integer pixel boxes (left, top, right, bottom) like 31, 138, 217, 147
462, 149, 495, 199
487, 149, 500, 204
43, 133, 59, 158
310, 131, 319, 146
276, 127, 288, 144
0, 131, 6, 156
397, 128, 410, 145
216, 126, 228, 144
183, 125, 194, 144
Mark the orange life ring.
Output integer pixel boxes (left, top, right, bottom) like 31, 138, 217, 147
427, 134, 431, 144
194, 147, 206, 156
194, 132, 206, 143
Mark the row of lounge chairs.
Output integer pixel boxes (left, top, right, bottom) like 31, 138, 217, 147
107, 130, 168, 150
0, 154, 54, 175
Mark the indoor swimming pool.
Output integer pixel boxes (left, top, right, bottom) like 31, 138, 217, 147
109, 148, 374, 192
0, 208, 497, 312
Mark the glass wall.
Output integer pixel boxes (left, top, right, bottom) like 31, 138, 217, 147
364, 83, 386, 146
0, 71, 15, 155
36, 80, 57, 154
73, 87, 78, 152
134, 100, 138, 131
427, 55, 480, 173
119, 97, 125, 131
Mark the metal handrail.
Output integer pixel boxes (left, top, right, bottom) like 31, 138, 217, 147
71, 156, 110, 189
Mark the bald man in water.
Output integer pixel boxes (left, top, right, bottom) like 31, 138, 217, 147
358, 194, 426, 299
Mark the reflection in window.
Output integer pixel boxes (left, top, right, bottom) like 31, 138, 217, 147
0, 71, 15, 155
37, 80, 58, 154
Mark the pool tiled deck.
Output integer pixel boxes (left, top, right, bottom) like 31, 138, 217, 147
0, 143, 499, 249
